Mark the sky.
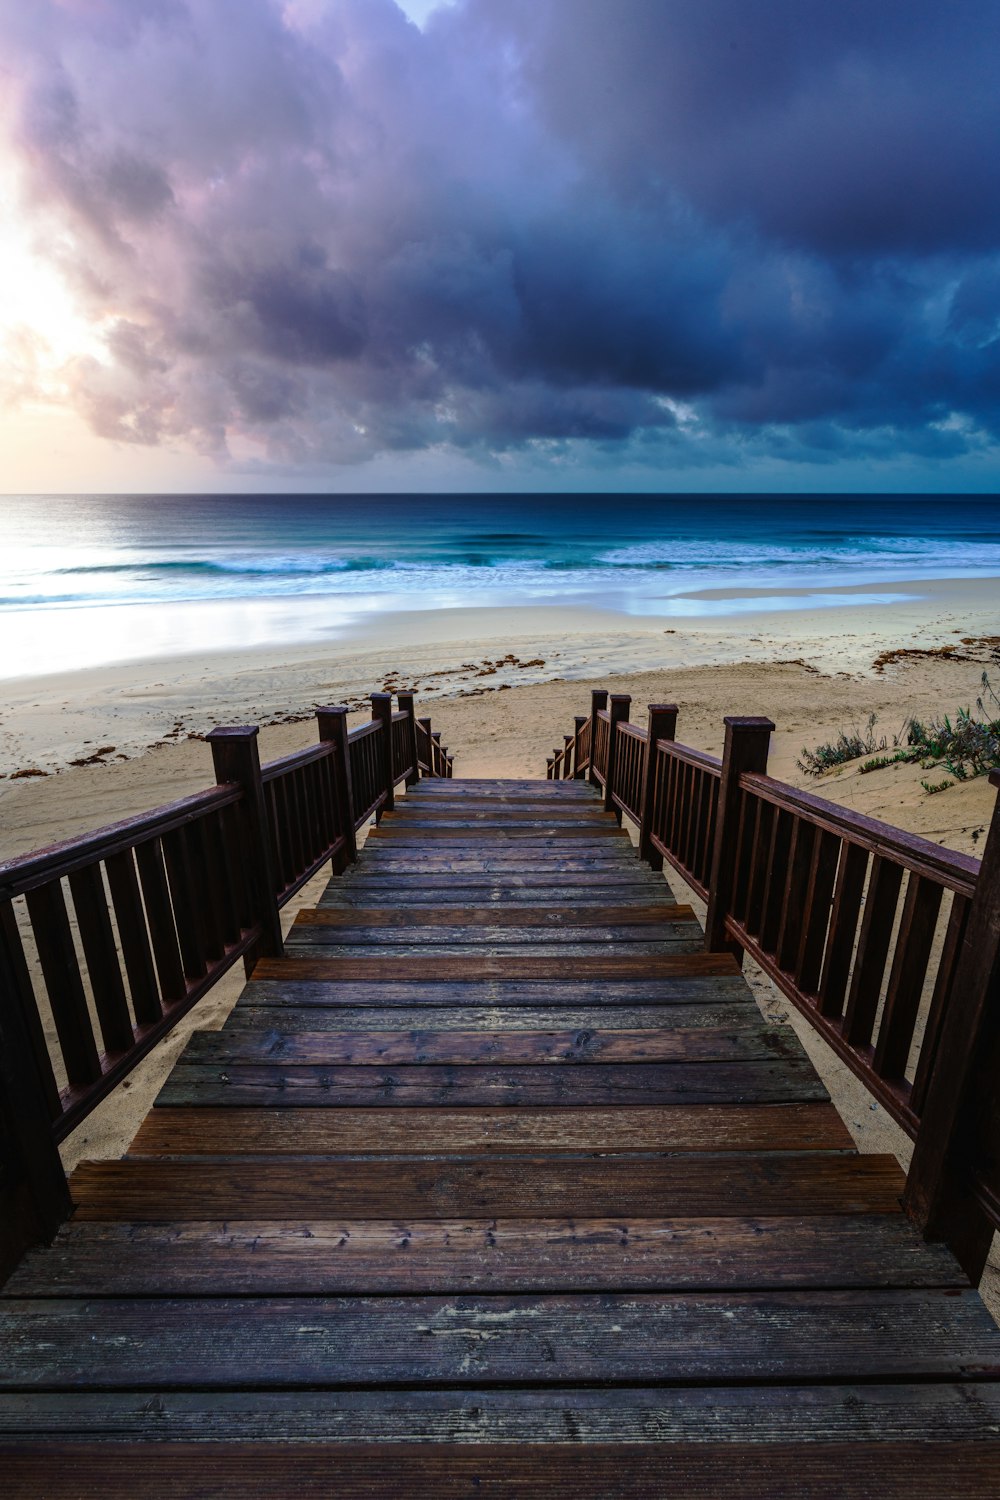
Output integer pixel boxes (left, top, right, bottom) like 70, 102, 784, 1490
1, 0, 999, 493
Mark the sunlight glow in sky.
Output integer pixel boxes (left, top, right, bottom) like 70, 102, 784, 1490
1, 0, 999, 494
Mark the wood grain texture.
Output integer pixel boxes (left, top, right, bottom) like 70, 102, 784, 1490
5, 1215, 958, 1297
68, 1154, 902, 1220
154, 1056, 827, 1107
1, 1290, 993, 1388
6, 1443, 1000, 1500
251, 953, 742, 981
126, 1103, 852, 1156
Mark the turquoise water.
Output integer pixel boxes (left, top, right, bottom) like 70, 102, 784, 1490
1, 493, 998, 676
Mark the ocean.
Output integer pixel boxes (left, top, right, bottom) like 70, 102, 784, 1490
1, 493, 998, 678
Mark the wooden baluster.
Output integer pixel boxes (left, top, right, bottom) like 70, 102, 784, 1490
67, 864, 135, 1054
795, 829, 841, 996
873, 873, 943, 1081
0, 901, 72, 1276
370, 694, 395, 818
207, 727, 283, 973
563, 734, 574, 779
572, 716, 587, 778
397, 692, 421, 788
546, 755, 554, 780
604, 694, 631, 820
588, 690, 608, 789
904, 771, 1000, 1281
638, 704, 677, 870
134, 838, 187, 1004
842, 856, 905, 1048
317, 708, 358, 868
418, 717, 433, 776
105, 849, 163, 1026
817, 842, 869, 1018
705, 716, 774, 961
24, 881, 102, 1087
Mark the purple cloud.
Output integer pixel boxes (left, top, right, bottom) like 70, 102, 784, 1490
2, 0, 999, 472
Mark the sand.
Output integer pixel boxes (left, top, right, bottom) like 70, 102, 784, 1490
2, 579, 999, 1308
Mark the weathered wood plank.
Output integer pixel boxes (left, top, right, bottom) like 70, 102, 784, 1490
179, 1024, 799, 1066
284, 927, 703, 953
155, 1056, 827, 1107
298, 904, 693, 928
223, 1003, 760, 1033
126, 1103, 852, 1157
251, 954, 742, 982
6, 1214, 959, 1298
68, 1153, 900, 1220
240, 976, 751, 1008
6, 1442, 1000, 1500
0, 1290, 992, 1389
3, 1383, 995, 1446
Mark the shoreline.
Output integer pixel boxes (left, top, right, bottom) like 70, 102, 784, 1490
1, 573, 998, 778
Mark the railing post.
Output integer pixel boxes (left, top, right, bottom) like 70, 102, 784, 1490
0, 905, 72, 1281
316, 706, 358, 867
904, 770, 1000, 1282
604, 694, 631, 819
397, 692, 421, 788
562, 734, 574, 779
639, 703, 678, 870
371, 692, 395, 818
588, 690, 608, 788
546, 756, 554, 780
572, 717, 587, 778
206, 727, 283, 966
705, 716, 774, 960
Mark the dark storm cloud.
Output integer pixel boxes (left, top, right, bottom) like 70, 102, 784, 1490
3, 0, 999, 470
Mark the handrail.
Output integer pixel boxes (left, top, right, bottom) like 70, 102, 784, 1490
548, 691, 1000, 1284
739, 770, 979, 896
0, 687, 452, 1284
0, 785, 243, 895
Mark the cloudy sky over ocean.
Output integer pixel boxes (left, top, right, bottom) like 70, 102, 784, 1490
1, 1, 999, 492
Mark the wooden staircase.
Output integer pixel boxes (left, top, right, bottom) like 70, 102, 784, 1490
3, 776, 1000, 1494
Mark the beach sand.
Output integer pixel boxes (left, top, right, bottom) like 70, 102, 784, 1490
2, 580, 999, 1308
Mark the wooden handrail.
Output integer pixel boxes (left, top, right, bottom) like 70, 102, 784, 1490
0, 685, 450, 1283
550, 689, 1000, 1282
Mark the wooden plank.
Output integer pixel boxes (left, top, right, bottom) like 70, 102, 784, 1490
24, 881, 102, 1088
284, 926, 703, 951
126, 1103, 852, 1157
319, 888, 673, 907
6, 1442, 1000, 1500
223, 1003, 763, 1033
68, 1153, 900, 1220
251, 954, 742, 982
0, 1384, 996, 1447
0, 1290, 992, 1389
298, 904, 693, 928
179, 1024, 798, 1066
6, 1215, 960, 1298
333, 871, 667, 890
238, 975, 752, 1009
155, 1056, 827, 1107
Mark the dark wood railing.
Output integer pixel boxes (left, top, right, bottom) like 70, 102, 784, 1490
550, 692, 1000, 1283
0, 691, 451, 1281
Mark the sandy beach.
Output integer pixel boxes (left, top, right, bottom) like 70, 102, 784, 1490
2, 581, 999, 1308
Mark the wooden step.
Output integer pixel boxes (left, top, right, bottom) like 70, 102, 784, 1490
5, 1441, 1000, 1499
239, 975, 751, 1009
126, 1103, 852, 1157
180, 1024, 800, 1068
252, 954, 741, 982
297, 904, 693, 928
156, 1056, 825, 1108
7, 1212, 956, 1298
1, 1289, 992, 1390
67, 1154, 898, 1221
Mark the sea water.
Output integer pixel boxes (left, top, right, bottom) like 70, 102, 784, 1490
1, 493, 998, 678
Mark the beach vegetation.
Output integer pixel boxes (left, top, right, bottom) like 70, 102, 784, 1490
799, 673, 1000, 790
920, 778, 953, 795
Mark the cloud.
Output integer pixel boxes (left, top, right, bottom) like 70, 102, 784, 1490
1, 0, 998, 474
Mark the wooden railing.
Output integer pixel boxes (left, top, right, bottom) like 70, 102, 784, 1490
0, 691, 450, 1282
416, 716, 455, 778
550, 692, 1000, 1283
